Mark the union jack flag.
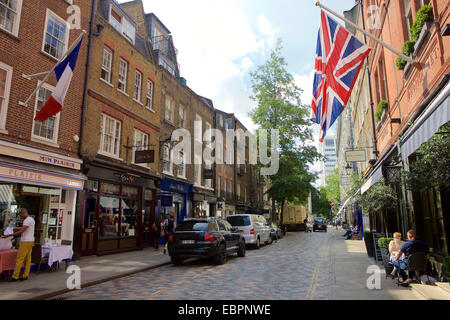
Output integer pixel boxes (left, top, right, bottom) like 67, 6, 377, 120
311, 10, 371, 142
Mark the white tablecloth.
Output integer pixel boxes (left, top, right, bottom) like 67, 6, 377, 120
42, 245, 73, 266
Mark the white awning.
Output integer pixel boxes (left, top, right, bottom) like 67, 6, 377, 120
401, 81, 450, 162
337, 189, 361, 216
361, 163, 383, 194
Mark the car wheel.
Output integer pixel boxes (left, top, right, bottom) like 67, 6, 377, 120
237, 240, 246, 257
255, 237, 260, 249
214, 244, 227, 265
171, 256, 183, 266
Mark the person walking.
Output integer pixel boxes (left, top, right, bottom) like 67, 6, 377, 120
152, 215, 163, 250
1, 209, 35, 282
163, 214, 175, 255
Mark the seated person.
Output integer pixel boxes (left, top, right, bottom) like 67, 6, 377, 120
343, 223, 360, 239
388, 232, 404, 278
392, 229, 430, 286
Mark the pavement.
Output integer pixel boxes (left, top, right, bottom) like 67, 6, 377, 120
0, 247, 171, 300
42, 228, 418, 300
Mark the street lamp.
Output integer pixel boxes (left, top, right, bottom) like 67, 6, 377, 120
345, 163, 353, 176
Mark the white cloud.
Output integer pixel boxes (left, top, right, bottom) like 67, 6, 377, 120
129, 0, 278, 132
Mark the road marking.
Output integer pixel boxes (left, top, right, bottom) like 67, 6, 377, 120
307, 265, 320, 300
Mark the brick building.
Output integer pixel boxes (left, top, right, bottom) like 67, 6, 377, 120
355, 0, 449, 273
76, 0, 161, 256
0, 0, 91, 247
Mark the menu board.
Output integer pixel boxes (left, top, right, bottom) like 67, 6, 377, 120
373, 233, 384, 262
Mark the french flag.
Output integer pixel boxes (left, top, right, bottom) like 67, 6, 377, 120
34, 36, 83, 122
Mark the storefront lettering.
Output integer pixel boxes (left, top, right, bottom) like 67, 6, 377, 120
169, 184, 186, 193
8, 168, 43, 181
39, 156, 76, 168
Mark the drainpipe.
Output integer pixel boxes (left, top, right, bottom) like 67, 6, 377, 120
73, 0, 97, 260
360, 0, 379, 159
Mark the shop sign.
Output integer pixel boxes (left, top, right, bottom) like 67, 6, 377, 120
114, 173, 135, 184
217, 202, 225, 210
0, 144, 81, 170
345, 150, 366, 163
0, 164, 84, 190
135, 150, 155, 164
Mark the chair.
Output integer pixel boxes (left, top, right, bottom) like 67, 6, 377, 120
352, 230, 362, 240
397, 252, 430, 287
31, 244, 49, 273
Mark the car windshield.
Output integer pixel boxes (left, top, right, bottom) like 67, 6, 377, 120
226, 216, 251, 226
176, 221, 209, 232
314, 218, 324, 223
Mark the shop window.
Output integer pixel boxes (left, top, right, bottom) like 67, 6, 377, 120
101, 47, 113, 84
122, 198, 138, 236
42, 9, 69, 60
0, 62, 13, 131
100, 182, 120, 196
0, 0, 23, 36
32, 83, 60, 144
85, 180, 99, 193
98, 196, 120, 239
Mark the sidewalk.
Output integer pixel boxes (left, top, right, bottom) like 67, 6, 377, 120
329, 229, 419, 300
0, 248, 170, 300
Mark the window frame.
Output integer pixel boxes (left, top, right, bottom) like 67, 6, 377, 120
162, 143, 173, 175
41, 9, 70, 60
177, 150, 186, 179
31, 82, 60, 145
101, 47, 113, 84
165, 95, 174, 123
178, 105, 185, 128
133, 70, 143, 103
99, 113, 122, 159
118, 58, 128, 94
0, 62, 13, 131
145, 79, 154, 111
0, 0, 23, 37
109, 4, 135, 44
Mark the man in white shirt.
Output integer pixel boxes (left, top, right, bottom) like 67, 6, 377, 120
1, 208, 35, 282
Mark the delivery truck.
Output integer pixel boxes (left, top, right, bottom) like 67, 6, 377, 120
281, 205, 307, 231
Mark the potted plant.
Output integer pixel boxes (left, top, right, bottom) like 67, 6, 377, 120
378, 237, 394, 277
375, 100, 388, 129
364, 231, 375, 257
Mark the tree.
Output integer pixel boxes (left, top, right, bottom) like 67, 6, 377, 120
312, 187, 332, 219
323, 167, 340, 210
249, 39, 319, 223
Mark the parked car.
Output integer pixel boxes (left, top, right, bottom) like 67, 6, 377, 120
270, 223, 282, 240
226, 214, 272, 249
313, 217, 327, 232
168, 217, 246, 265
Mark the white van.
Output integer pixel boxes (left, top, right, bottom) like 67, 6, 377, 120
226, 214, 272, 249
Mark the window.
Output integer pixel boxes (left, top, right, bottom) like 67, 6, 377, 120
0, 0, 22, 36
99, 114, 121, 158
237, 184, 241, 200
403, 0, 413, 37
32, 84, 60, 143
217, 176, 221, 195
145, 80, 154, 110
0, 62, 13, 131
229, 180, 232, 197
109, 6, 135, 44
165, 95, 174, 123
162, 143, 171, 174
244, 187, 247, 203
223, 177, 227, 196
378, 59, 388, 101
101, 48, 113, 84
42, 10, 69, 60
178, 105, 185, 128
206, 122, 212, 144
177, 150, 185, 178
133, 129, 148, 166
133, 70, 142, 102
118, 58, 128, 93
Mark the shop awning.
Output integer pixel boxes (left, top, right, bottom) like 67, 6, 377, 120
401, 81, 450, 162
337, 189, 360, 216
361, 163, 383, 194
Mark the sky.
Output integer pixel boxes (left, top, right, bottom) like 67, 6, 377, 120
120, 0, 356, 179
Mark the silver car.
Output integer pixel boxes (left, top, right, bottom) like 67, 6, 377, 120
226, 214, 272, 249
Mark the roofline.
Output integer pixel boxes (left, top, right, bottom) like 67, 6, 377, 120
146, 12, 171, 34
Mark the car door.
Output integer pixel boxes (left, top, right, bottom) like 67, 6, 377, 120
217, 220, 234, 250
223, 220, 240, 248
261, 216, 271, 242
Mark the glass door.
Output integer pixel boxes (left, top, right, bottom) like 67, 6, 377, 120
80, 196, 97, 256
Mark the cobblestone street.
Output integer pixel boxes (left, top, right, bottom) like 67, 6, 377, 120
53, 229, 415, 300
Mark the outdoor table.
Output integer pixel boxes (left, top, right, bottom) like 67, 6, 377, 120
42, 245, 73, 268
0, 249, 18, 274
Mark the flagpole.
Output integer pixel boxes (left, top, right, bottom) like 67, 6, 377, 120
315, 2, 417, 66
19, 30, 86, 107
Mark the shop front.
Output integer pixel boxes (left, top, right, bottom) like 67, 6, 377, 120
0, 150, 85, 247
157, 177, 192, 224
77, 164, 158, 257
192, 188, 217, 218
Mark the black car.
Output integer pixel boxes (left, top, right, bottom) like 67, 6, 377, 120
313, 217, 327, 232
168, 217, 246, 265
